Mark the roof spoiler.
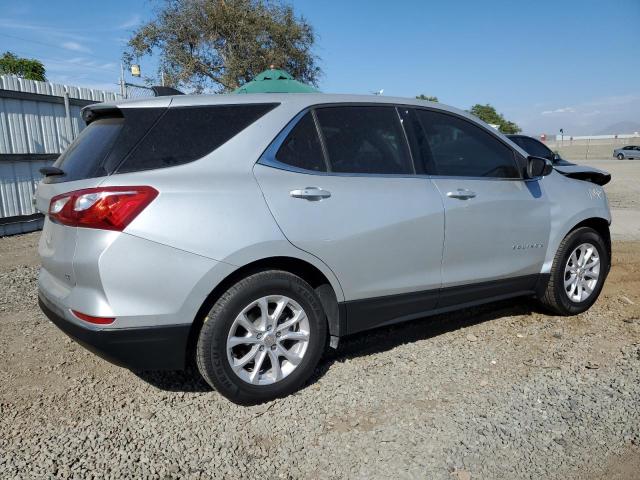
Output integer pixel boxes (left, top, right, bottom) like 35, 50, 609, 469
80, 85, 183, 124
81, 104, 122, 124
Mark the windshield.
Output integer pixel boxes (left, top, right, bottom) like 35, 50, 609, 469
509, 136, 555, 161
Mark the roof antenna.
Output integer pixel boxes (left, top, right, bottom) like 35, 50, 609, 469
372, 89, 384, 96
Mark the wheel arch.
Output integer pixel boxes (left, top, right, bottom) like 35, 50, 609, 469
569, 217, 611, 261
186, 256, 345, 360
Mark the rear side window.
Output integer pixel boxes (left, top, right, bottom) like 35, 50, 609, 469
49, 103, 277, 183
315, 106, 414, 174
275, 112, 327, 172
415, 110, 520, 178
118, 104, 277, 173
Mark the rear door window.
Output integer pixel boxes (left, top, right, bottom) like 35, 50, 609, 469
315, 106, 414, 175
275, 112, 327, 172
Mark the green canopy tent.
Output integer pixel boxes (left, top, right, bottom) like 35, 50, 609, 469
233, 68, 319, 94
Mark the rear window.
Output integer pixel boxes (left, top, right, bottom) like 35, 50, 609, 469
49, 103, 277, 183
52, 118, 124, 182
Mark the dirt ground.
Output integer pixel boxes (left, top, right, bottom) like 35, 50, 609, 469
0, 160, 639, 479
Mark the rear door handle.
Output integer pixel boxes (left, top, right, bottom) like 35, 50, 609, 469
290, 187, 331, 201
446, 189, 476, 200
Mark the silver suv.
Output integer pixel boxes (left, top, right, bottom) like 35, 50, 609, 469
36, 94, 612, 404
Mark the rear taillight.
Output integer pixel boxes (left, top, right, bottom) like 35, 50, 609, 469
48, 186, 158, 231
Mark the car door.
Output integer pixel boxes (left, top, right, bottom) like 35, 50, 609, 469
623, 146, 635, 158
254, 106, 445, 332
410, 108, 550, 306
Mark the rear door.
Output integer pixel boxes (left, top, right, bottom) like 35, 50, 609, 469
410, 109, 550, 304
254, 105, 445, 330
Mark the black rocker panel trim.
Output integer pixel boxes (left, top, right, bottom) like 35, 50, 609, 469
343, 274, 539, 335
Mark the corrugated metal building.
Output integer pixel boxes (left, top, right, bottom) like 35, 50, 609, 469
0, 75, 120, 235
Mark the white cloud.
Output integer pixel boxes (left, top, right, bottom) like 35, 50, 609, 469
519, 94, 640, 135
541, 107, 575, 115
62, 41, 92, 53
118, 14, 141, 29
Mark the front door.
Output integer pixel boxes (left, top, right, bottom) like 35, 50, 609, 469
410, 108, 550, 304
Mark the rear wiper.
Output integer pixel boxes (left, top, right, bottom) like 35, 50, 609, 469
39, 166, 65, 177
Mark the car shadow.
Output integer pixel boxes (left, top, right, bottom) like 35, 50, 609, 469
134, 297, 541, 394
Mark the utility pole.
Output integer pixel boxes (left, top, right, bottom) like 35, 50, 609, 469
119, 62, 126, 99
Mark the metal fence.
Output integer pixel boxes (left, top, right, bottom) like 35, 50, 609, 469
125, 83, 156, 99
0, 75, 120, 236
545, 136, 640, 161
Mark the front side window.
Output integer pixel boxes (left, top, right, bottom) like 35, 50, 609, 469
315, 106, 413, 174
275, 112, 327, 172
415, 110, 520, 178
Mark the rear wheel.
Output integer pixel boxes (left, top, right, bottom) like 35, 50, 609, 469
617, 153, 625, 160
196, 270, 327, 405
539, 227, 609, 315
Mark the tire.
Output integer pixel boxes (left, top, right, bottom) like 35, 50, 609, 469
538, 227, 609, 315
196, 270, 327, 405
617, 153, 624, 160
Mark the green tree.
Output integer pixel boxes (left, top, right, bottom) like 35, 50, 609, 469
416, 94, 438, 102
0, 52, 46, 81
125, 0, 321, 92
469, 104, 521, 134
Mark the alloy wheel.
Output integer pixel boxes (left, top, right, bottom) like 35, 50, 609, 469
563, 242, 600, 303
226, 295, 310, 385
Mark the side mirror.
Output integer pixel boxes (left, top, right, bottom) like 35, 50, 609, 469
527, 156, 553, 178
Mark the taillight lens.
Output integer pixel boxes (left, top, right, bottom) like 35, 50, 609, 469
48, 186, 158, 231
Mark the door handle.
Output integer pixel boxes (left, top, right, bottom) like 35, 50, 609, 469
447, 189, 476, 200
290, 187, 331, 201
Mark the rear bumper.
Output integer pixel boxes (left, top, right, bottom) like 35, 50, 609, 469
39, 294, 191, 371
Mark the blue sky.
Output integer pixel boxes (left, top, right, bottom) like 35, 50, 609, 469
1, 0, 638, 135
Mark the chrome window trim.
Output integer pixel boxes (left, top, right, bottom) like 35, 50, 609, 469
257, 103, 528, 182
257, 105, 420, 178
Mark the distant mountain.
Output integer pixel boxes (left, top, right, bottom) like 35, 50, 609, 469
595, 121, 640, 135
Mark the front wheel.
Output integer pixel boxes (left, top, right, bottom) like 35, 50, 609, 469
538, 227, 609, 315
617, 153, 625, 160
196, 270, 327, 405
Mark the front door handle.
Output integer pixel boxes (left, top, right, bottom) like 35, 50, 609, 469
447, 189, 476, 200
290, 187, 331, 201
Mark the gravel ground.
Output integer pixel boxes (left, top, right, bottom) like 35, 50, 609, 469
0, 231, 639, 480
